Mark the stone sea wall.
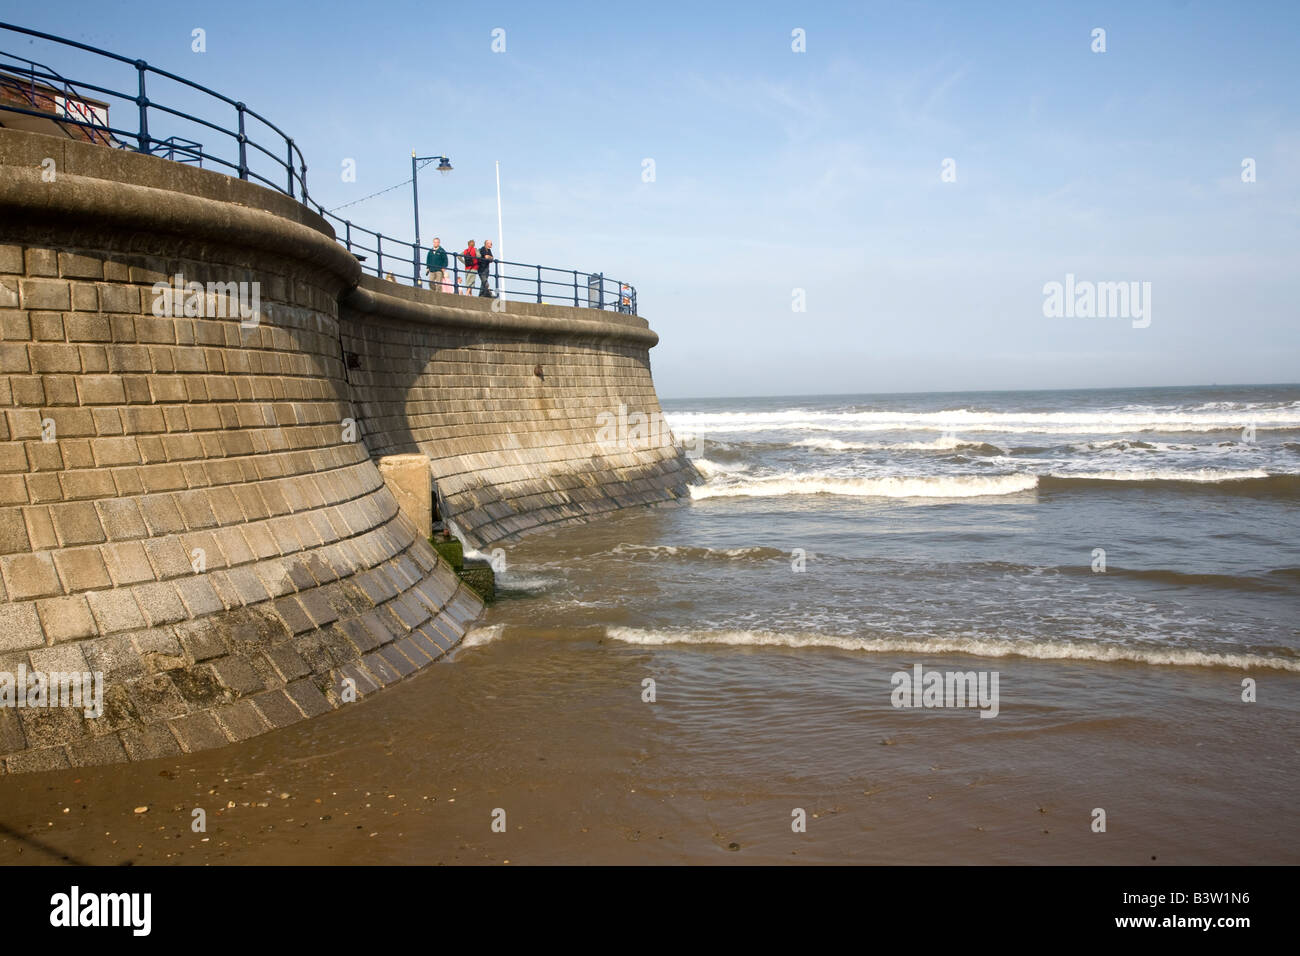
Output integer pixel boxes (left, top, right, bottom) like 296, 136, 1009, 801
340, 279, 694, 546
0, 128, 690, 771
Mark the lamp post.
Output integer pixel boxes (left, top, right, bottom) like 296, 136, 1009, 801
411, 151, 453, 286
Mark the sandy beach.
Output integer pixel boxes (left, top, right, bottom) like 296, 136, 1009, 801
2, 585, 1294, 866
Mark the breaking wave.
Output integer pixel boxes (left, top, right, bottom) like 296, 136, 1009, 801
605, 542, 786, 561
689, 473, 1039, 500
1039, 471, 1298, 498
604, 626, 1300, 671
666, 406, 1300, 436
689, 467, 1297, 500
458, 623, 506, 649
792, 436, 1006, 455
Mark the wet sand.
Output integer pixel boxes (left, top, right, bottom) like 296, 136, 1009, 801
1, 626, 1295, 865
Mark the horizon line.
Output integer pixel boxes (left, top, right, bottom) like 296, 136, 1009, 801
659, 381, 1300, 403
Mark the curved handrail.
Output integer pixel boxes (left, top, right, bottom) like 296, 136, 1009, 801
0, 20, 636, 314
0, 48, 116, 146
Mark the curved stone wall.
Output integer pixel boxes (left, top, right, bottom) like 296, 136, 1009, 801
0, 126, 691, 772
340, 280, 695, 546
0, 129, 482, 772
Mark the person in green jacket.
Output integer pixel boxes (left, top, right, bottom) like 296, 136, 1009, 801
425, 237, 449, 289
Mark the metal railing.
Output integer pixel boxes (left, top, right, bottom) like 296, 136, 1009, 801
151, 135, 204, 164
0, 20, 637, 314
0, 52, 116, 147
0, 25, 307, 199
323, 212, 637, 313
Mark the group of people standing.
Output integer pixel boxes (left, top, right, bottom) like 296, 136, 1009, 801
424, 237, 495, 296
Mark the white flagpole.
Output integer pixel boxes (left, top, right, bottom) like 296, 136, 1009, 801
495, 160, 503, 296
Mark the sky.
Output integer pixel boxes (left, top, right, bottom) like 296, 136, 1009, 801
9, 1, 1299, 398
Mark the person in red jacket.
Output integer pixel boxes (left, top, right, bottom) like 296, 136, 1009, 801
460, 240, 478, 295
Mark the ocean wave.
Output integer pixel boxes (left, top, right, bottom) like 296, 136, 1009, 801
1049, 563, 1294, 592
666, 407, 1300, 436
458, 623, 506, 649
1191, 400, 1299, 411
792, 436, 1006, 455
909, 559, 1294, 592
693, 457, 750, 478
690, 473, 1039, 500
690, 468, 1298, 501
606, 542, 787, 561
1049, 467, 1270, 482
693, 439, 750, 463
793, 436, 956, 451
1095, 566, 1295, 592
1067, 439, 1160, 452
604, 626, 1300, 672
1039, 471, 1298, 497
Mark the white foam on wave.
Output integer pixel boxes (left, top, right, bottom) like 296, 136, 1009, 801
690, 473, 1039, 500
793, 436, 973, 452
689, 466, 1289, 501
459, 623, 506, 649
1047, 467, 1272, 482
604, 626, 1300, 672
1067, 439, 1191, 453
496, 573, 558, 592
1192, 400, 1298, 412
693, 458, 749, 478
608, 542, 777, 559
666, 407, 1300, 436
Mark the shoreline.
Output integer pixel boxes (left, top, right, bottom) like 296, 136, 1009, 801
2, 637, 1293, 866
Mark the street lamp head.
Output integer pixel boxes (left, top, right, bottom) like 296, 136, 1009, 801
437, 157, 453, 175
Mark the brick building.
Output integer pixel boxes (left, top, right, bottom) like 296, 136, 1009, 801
0, 69, 117, 146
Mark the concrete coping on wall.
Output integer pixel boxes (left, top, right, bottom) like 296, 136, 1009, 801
342, 275, 660, 348
0, 127, 360, 293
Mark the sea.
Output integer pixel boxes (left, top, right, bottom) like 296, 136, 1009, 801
2, 383, 1296, 865
642, 383, 1300, 672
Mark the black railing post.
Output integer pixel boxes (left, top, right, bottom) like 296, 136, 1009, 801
235, 103, 248, 179
573, 270, 579, 307
536, 265, 542, 303
376, 234, 383, 277
286, 138, 295, 198
413, 244, 420, 289
345, 221, 352, 251
134, 60, 150, 154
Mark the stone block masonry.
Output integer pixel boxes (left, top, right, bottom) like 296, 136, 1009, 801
341, 280, 695, 546
0, 126, 694, 771
0, 128, 480, 772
